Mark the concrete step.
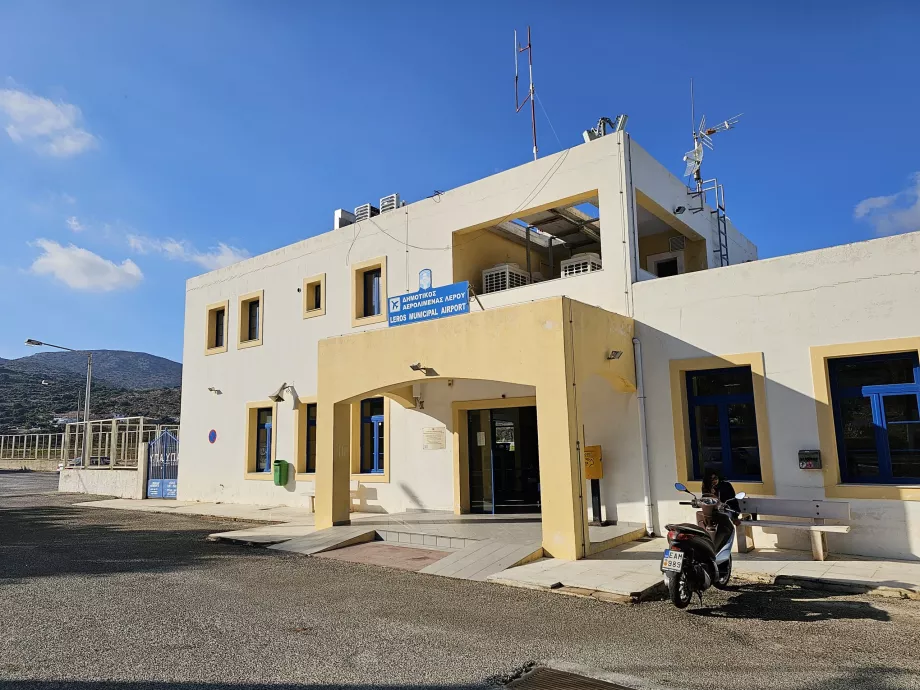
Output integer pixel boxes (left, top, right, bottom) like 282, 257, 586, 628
377, 529, 477, 551
420, 539, 544, 581
267, 525, 376, 555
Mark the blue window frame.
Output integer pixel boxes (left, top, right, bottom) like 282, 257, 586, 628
686, 366, 762, 482
305, 403, 317, 473
829, 352, 920, 485
363, 268, 381, 317
360, 397, 385, 474
255, 407, 272, 472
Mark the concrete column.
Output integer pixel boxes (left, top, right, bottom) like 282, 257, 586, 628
314, 401, 352, 529
110, 420, 119, 469
535, 375, 587, 561
136, 442, 148, 500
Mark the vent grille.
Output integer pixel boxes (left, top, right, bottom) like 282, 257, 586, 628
560, 252, 602, 278
668, 235, 686, 252
483, 263, 530, 293
379, 193, 401, 213
354, 204, 380, 222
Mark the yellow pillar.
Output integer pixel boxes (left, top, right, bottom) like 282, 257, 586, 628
535, 375, 587, 561
314, 400, 352, 528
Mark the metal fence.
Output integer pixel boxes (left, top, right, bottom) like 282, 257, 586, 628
0, 433, 65, 461
2, 417, 179, 469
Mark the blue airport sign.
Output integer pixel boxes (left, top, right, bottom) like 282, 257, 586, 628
388, 281, 470, 327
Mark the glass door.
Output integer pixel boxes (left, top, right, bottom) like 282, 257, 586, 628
467, 410, 493, 513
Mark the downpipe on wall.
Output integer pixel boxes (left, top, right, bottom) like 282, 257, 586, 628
633, 337, 655, 536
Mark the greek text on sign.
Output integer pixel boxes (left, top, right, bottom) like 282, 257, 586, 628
422, 427, 447, 451
388, 281, 470, 327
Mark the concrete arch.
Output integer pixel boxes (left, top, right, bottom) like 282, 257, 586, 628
314, 296, 635, 560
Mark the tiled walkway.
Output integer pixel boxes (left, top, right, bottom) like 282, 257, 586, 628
493, 537, 920, 600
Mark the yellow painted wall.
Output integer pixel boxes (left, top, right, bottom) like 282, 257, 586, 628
638, 231, 707, 273
313, 296, 636, 560
452, 228, 550, 293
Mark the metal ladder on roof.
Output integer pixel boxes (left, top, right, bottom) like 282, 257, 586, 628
689, 177, 730, 268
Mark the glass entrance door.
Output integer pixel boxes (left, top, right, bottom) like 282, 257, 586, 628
467, 406, 540, 514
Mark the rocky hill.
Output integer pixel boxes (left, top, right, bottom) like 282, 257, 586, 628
0, 350, 181, 434
0, 350, 182, 390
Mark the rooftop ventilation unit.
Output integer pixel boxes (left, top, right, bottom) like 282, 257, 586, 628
333, 209, 356, 229
483, 263, 531, 294
379, 194, 401, 213
668, 236, 686, 252
354, 204, 380, 222
560, 252, 602, 278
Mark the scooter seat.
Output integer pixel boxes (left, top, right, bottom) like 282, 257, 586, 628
666, 522, 711, 539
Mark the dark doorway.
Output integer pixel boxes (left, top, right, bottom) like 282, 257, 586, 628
467, 406, 540, 513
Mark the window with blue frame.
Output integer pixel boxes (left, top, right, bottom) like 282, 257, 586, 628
686, 366, 762, 482
305, 403, 317, 473
359, 397, 385, 474
362, 268, 381, 318
829, 352, 920, 484
255, 407, 272, 472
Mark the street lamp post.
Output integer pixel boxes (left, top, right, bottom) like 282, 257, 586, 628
25, 339, 93, 468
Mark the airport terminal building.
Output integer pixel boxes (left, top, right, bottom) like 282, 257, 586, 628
177, 131, 920, 562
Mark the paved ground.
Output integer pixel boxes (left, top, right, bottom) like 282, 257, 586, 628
2, 478, 920, 690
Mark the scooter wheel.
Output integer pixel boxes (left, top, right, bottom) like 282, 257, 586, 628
713, 556, 733, 590
667, 570, 693, 608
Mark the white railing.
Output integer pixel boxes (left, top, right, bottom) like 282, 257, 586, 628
2, 417, 179, 468
0, 433, 64, 461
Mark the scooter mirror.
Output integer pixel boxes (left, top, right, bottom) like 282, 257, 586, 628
735, 491, 747, 500
674, 482, 688, 492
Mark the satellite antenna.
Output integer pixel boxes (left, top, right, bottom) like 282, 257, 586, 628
682, 78, 742, 185
514, 26, 538, 161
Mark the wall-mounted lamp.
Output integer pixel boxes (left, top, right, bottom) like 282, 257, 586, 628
268, 382, 300, 408
409, 363, 424, 371
607, 350, 623, 360
207, 386, 222, 395
673, 206, 686, 215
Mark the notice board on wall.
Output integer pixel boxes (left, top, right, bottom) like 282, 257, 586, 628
422, 427, 447, 451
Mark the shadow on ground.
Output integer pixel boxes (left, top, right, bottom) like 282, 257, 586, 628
688, 582, 891, 622
0, 500, 268, 584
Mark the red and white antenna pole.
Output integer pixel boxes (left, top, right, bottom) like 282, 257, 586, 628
514, 26, 538, 161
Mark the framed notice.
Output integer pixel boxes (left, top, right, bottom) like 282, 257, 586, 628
422, 427, 447, 451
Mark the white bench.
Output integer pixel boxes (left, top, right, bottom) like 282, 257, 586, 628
737, 497, 851, 561
302, 480, 360, 513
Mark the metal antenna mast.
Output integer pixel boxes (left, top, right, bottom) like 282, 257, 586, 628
514, 26, 538, 161
682, 79, 742, 267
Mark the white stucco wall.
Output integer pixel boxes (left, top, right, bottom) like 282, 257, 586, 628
59, 468, 143, 499
633, 231, 920, 560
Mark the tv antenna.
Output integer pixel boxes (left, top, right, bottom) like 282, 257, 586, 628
682, 78, 742, 186
682, 78, 742, 268
514, 26, 538, 161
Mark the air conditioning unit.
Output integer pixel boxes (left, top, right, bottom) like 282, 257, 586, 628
669, 235, 686, 252
560, 252, 602, 278
379, 193, 400, 213
354, 204, 380, 222
482, 263, 531, 294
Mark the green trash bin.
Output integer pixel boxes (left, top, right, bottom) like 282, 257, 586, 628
273, 459, 289, 486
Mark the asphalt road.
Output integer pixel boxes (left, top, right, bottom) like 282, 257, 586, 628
1, 472, 920, 690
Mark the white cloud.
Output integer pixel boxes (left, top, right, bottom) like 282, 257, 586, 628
65, 216, 84, 232
854, 173, 920, 236
0, 87, 97, 157
30, 239, 142, 291
127, 234, 249, 270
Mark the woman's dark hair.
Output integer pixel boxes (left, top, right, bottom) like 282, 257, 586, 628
701, 469, 722, 495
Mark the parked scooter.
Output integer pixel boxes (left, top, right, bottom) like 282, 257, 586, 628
660, 482, 746, 608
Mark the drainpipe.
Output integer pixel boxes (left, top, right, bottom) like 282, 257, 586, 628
633, 337, 654, 536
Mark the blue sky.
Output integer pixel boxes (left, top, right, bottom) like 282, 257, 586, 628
0, 1, 918, 363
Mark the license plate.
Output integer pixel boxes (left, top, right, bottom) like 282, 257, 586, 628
662, 549, 684, 572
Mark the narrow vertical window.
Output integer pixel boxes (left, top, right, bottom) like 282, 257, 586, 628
213, 308, 225, 348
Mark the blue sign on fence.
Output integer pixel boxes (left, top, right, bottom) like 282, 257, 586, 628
387, 281, 470, 327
